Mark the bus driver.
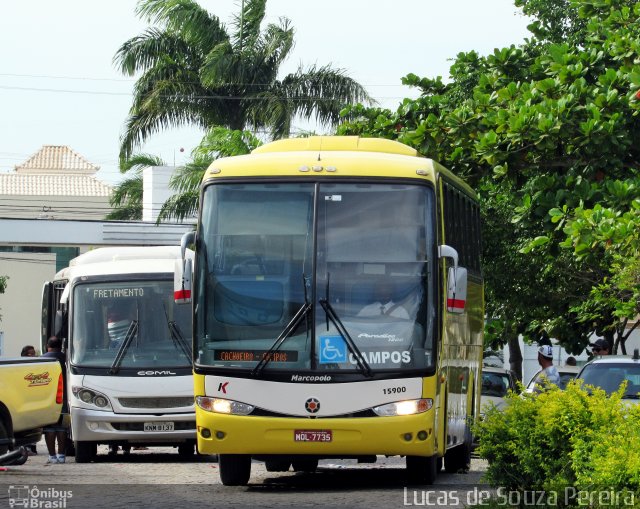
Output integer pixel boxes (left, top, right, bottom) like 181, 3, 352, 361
356, 280, 409, 319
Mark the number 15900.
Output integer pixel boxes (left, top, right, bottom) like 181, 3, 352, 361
383, 386, 407, 395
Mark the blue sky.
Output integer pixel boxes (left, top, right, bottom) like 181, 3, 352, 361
0, 0, 531, 185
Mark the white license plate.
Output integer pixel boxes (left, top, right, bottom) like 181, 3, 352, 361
294, 430, 332, 442
143, 421, 175, 432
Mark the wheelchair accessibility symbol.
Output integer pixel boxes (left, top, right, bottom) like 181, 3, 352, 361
318, 336, 347, 364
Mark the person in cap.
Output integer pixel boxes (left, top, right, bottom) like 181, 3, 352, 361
590, 338, 611, 356
532, 345, 560, 393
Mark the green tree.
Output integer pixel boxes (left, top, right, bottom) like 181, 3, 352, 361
106, 153, 167, 220
338, 0, 640, 359
115, 0, 371, 159
158, 127, 261, 222
514, 0, 588, 46
107, 127, 260, 222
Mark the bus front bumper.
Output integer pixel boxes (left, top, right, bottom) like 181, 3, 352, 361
196, 408, 436, 457
71, 407, 196, 443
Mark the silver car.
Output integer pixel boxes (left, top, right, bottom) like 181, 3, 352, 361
577, 353, 640, 401
480, 366, 517, 413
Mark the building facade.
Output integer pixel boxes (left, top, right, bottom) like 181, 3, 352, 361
0, 146, 112, 355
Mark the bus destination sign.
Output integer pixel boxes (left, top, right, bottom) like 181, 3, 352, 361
214, 350, 299, 362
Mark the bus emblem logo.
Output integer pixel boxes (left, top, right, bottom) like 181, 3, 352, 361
305, 398, 320, 414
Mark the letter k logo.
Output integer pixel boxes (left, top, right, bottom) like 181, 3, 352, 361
218, 382, 229, 394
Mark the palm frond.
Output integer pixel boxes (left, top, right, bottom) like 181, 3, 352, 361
231, 0, 266, 51
114, 29, 194, 75
106, 205, 143, 221
157, 190, 199, 222
108, 174, 143, 221
194, 127, 261, 159
136, 0, 228, 50
258, 18, 295, 72
168, 162, 208, 194
120, 153, 167, 173
277, 65, 374, 133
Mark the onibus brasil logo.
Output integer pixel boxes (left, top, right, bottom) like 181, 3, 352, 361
8, 485, 72, 508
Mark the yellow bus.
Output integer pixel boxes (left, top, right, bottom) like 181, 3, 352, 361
175, 136, 484, 485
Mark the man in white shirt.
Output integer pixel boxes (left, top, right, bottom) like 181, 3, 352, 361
356, 280, 409, 319
533, 345, 560, 393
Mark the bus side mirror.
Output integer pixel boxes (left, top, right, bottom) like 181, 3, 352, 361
175, 231, 195, 304
438, 244, 467, 314
447, 266, 467, 314
174, 257, 192, 304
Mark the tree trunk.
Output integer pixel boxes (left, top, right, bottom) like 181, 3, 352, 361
507, 327, 523, 383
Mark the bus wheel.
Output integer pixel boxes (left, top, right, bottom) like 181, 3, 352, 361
0, 422, 9, 456
8, 448, 29, 466
292, 458, 318, 472
74, 441, 97, 463
265, 458, 291, 472
218, 454, 251, 486
406, 455, 437, 485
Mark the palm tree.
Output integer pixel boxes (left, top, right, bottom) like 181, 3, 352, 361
157, 127, 261, 221
108, 127, 260, 222
106, 153, 166, 220
114, 0, 372, 159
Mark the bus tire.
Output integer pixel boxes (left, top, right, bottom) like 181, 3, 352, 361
74, 441, 97, 463
218, 454, 251, 486
8, 448, 29, 466
291, 458, 318, 472
406, 455, 437, 485
0, 421, 9, 456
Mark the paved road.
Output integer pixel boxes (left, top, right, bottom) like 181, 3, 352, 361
0, 442, 491, 509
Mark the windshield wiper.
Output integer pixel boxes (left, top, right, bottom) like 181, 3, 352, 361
109, 320, 138, 375
319, 298, 372, 378
169, 321, 192, 360
163, 303, 192, 360
252, 302, 312, 376
252, 274, 312, 376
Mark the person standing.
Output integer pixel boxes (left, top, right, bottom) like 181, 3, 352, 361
590, 338, 611, 356
42, 336, 69, 464
532, 345, 560, 393
21, 345, 36, 357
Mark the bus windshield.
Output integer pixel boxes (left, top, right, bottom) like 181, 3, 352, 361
195, 181, 436, 376
70, 280, 192, 369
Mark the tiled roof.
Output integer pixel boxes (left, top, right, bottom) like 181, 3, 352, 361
0, 174, 111, 197
15, 145, 100, 174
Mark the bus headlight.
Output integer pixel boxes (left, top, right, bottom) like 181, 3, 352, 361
196, 396, 255, 415
71, 386, 113, 411
372, 398, 433, 416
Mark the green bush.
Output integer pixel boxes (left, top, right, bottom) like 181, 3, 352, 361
475, 381, 640, 507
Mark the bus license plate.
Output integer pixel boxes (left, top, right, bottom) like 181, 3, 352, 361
294, 430, 332, 442
144, 421, 174, 432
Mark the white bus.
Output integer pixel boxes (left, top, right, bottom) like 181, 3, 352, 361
41, 246, 195, 462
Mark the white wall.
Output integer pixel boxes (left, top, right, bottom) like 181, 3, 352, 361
0, 252, 57, 356
143, 166, 176, 222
